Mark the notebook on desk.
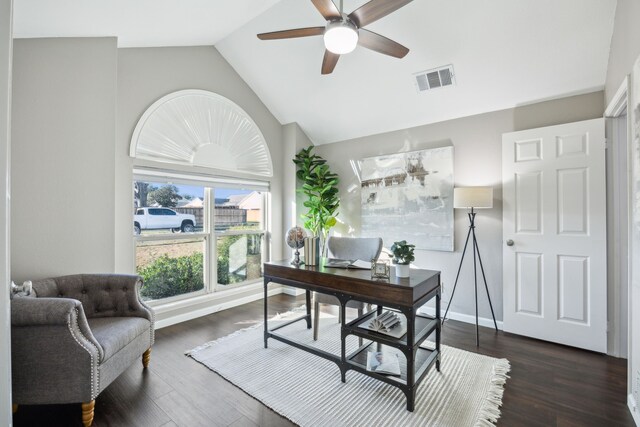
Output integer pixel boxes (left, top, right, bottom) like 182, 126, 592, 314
324, 258, 371, 269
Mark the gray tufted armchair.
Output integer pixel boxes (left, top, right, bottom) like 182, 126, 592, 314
11, 274, 155, 427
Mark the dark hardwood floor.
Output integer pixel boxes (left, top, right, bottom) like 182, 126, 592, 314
13, 293, 634, 426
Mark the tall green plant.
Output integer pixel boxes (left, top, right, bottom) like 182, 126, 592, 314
293, 147, 340, 247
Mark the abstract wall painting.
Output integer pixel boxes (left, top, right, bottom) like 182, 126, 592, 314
361, 146, 454, 251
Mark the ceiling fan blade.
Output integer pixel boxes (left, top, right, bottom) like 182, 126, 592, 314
349, 0, 414, 28
358, 29, 409, 58
311, 0, 341, 21
321, 50, 340, 75
257, 26, 325, 40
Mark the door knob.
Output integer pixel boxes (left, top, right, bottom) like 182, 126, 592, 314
506, 239, 514, 246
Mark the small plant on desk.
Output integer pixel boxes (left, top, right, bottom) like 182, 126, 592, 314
391, 240, 415, 278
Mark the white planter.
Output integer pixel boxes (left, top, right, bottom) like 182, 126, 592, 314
395, 264, 410, 278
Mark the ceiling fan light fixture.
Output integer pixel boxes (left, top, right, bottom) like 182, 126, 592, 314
324, 21, 358, 54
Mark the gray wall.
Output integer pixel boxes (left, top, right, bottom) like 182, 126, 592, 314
314, 91, 604, 321
10, 40, 287, 327
11, 38, 118, 282
115, 46, 285, 273
0, 0, 12, 423
605, 0, 640, 104
282, 122, 313, 233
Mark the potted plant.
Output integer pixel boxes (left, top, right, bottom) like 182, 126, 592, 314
391, 240, 415, 278
293, 146, 340, 259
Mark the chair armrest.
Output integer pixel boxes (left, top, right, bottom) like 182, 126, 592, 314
11, 297, 104, 362
12, 297, 82, 326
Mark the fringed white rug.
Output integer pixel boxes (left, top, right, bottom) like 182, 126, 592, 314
186, 308, 510, 427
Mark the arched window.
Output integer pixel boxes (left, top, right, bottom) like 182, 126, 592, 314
130, 89, 273, 177
130, 90, 272, 304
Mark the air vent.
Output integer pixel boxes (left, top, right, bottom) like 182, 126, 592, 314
413, 65, 455, 93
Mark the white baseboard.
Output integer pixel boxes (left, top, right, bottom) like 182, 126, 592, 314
418, 306, 504, 330
629, 394, 640, 426
155, 287, 283, 329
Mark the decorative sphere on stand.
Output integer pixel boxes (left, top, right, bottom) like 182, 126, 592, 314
286, 226, 306, 266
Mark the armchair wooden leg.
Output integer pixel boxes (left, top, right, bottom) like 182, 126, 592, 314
313, 300, 320, 341
81, 400, 95, 427
12, 404, 17, 413
142, 348, 151, 368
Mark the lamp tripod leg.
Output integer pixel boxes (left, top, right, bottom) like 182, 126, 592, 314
472, 227, 479, 346
473, 232, 499, 331
443, 224, 473, 325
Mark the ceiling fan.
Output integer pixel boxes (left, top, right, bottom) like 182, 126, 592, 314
257, 0, 414, 75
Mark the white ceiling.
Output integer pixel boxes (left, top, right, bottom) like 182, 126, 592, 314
13, 0, 617, 145
12, 0, 283, 47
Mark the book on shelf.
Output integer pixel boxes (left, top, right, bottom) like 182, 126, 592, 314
324, 258, 371, 269
358, 310, 407, 339
366, 351, 401, 377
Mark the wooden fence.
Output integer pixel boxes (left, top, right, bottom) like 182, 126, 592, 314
174, 207, 247, 229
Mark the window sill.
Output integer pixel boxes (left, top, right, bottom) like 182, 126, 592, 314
151, 280, 281, 329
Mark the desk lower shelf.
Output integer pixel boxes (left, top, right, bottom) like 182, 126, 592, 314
345, 310, 439, 348
346, 342, 439, 386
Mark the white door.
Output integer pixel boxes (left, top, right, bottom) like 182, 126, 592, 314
502, 118, 607, 352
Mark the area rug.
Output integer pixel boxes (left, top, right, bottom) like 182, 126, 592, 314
186, 308, 510, 427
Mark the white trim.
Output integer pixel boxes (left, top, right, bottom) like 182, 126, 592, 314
418, 305, 504, 330
135, 232, 208, 242
133, 167, 270, 191
155, 285, 283, 329
606, 77, 629, 117
217, 229, 265, 236
629, 394, 640, 425
149, 280, 264, 310
0, 0, 11, 424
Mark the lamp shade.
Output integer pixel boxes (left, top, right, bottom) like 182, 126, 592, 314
453, 187, 493, 209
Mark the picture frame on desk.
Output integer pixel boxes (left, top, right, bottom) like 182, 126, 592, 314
371, 259, 390, 280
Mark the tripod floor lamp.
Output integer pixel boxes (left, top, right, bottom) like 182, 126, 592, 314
444, 186, 498, 346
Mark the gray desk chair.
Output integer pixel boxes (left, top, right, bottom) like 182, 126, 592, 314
313, 236, 383, 341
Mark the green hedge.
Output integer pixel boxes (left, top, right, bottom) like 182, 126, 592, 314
138, 233, 261, 300
138, 253, 204, 300
217, 234, 242, 285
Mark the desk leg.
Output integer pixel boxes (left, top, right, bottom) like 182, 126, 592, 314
405, 307, 416, 412
305, 290, 312, 329
436, 289, 441, 372
340, 298, 347, 383
264, 278, 269, 349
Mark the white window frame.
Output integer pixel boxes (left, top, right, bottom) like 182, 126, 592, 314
133, 168, 270, 305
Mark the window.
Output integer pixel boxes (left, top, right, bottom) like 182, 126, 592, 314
214, 188, 265, 287
134, 181, 206, 301
133, 177, 268, 303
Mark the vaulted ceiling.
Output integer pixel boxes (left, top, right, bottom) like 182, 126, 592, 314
13, 0, 617, 145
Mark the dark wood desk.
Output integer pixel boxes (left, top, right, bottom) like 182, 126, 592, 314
263, 260, 441, 411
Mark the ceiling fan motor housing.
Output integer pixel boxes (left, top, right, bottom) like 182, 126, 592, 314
324, 19, 359, 54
